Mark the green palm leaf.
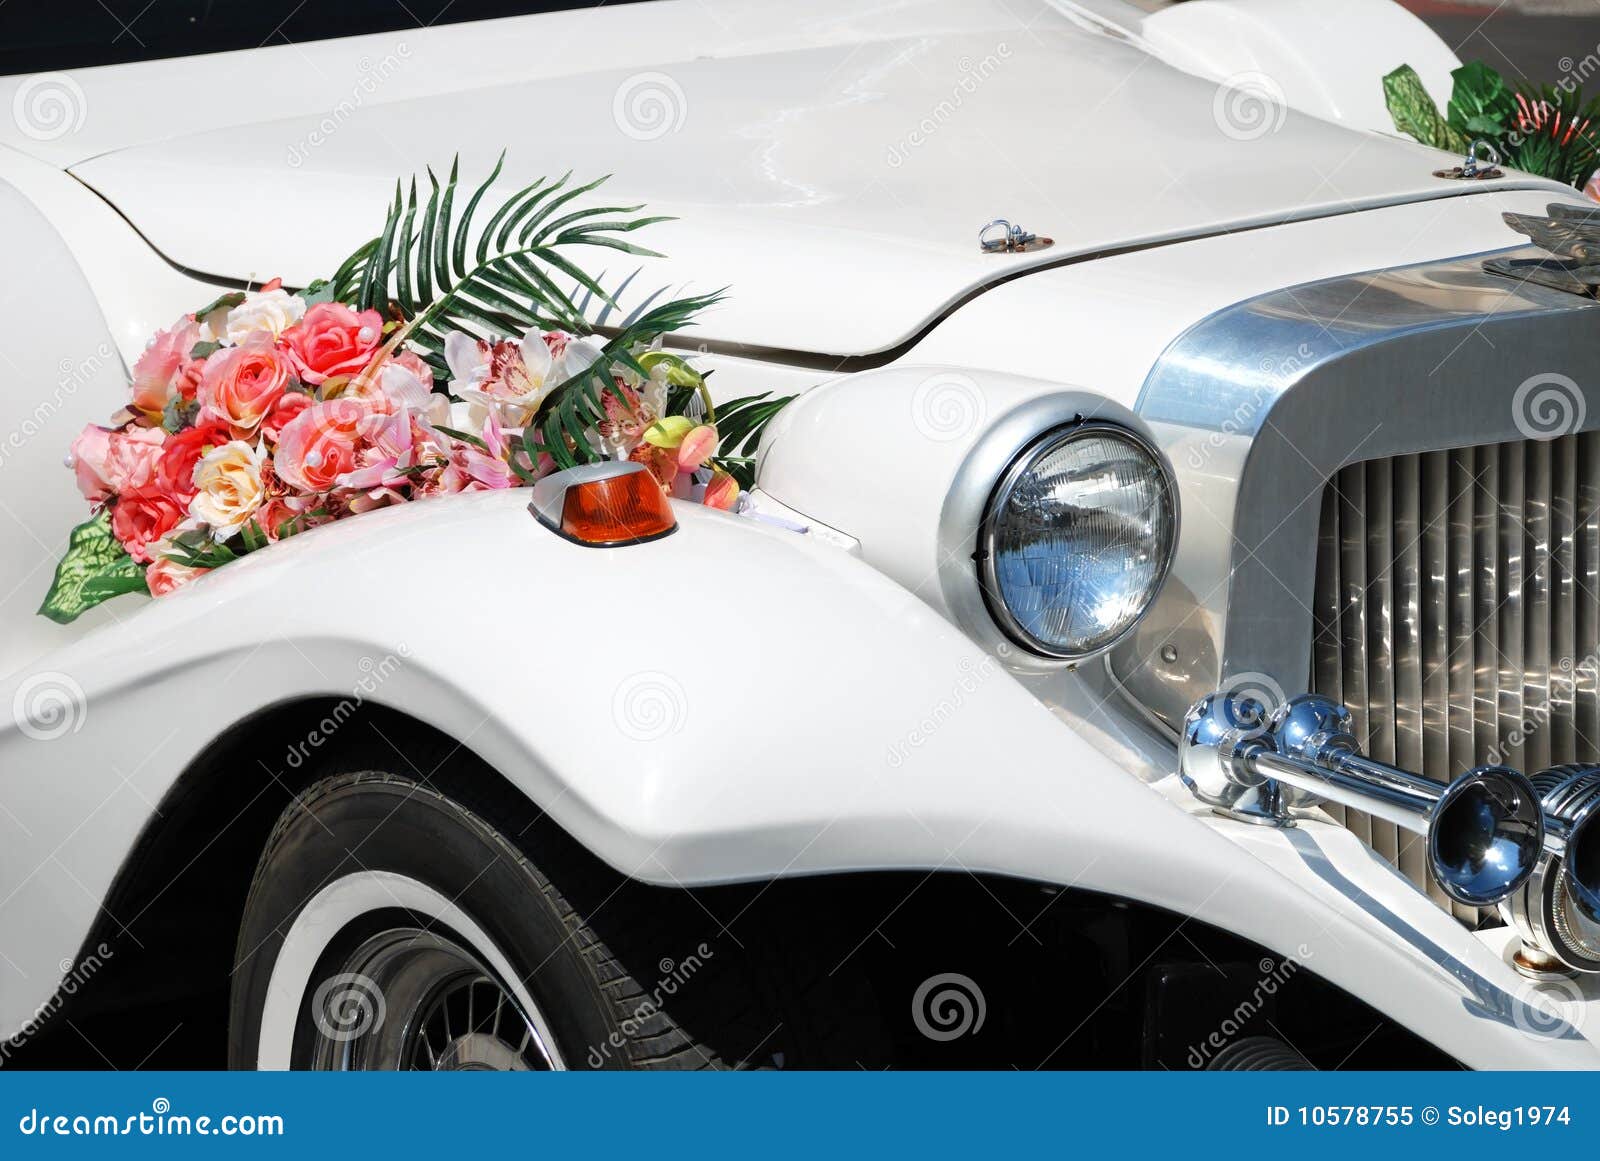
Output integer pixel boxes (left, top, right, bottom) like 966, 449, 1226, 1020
330, 153, 794, 471
329, 155, 687, 380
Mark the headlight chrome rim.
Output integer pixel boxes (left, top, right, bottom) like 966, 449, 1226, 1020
977, 420, 1177, 662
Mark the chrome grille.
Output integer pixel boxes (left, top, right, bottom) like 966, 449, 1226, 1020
1310, 433, 1600, 917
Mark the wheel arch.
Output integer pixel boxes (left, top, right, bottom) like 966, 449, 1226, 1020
37, 697, 1455, 1070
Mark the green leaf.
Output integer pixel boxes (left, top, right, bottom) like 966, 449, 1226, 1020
434, 425, 488, 450
638, 350, 703, 388
1447, 60, 1514, 140
38, 512, 149, 624
191, 290, 246, 320
324, 156, 720, 401
189, 340, 222, 360
1383, 65, 1469, 153
301, 278, 336, 306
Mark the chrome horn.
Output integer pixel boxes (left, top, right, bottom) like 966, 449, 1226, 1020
1180, 691, 1545, 908
1500, 766, 1600, 977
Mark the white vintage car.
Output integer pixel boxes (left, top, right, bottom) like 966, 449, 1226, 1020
0, 0, 1597, 1071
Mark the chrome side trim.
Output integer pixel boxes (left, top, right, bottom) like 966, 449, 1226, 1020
1284, 829, 1583, 1041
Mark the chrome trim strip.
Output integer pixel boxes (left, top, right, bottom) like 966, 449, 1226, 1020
1284, 828, 1583, 1041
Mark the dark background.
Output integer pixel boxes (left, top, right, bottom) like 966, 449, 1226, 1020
0, 0, 1594, 90
1401, 0, 1600, 86
0, 1, 622, 74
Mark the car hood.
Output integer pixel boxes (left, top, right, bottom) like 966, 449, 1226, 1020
50, 0, 1547, 357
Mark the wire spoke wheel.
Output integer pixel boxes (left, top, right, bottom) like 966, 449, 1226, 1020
308, 927, 559, 1071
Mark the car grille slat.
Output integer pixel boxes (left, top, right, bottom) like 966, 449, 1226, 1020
1580, 433, 1600, 754
1312, 432, 1600, 918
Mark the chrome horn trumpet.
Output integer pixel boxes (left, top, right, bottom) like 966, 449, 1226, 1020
1501, 766, 1600, 977
1180, 691, 1545, 908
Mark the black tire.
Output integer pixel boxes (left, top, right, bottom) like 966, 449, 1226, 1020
229, 766, 886, 1069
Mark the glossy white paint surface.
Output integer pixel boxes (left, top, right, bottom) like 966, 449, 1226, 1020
54, 0, 1557, 357
0, 490, 1595, 1067
1141, 0, 1461, 134
0, 0, 1589, 1069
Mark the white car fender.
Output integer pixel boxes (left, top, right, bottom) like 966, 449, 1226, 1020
0, 490, 1595, 1067
1055, 0, 1460, 137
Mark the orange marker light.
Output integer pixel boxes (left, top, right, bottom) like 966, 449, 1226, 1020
530, 462, 677, 547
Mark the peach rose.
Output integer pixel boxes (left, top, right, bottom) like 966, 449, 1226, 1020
131, 316, 202, 417
197, 336, 293, 437
281, 302, 384, 386
189, 439, 267, 541
110, 484, 184, 564
70, 423, 169, 504
273, 399, 366, 493
146, 556, 209, 597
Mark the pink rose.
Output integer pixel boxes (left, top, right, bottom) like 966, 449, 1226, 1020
146, 557, 209, 597
198, 336, 293, 436
281, 302, 384, 386
155, 419, 231, 507
69, 424, 115, 504
105, 426, 168, 493
131, 316, 202, 417
110, 484, 184, 564
273, 399, 366, 493
261, 391, 313, 443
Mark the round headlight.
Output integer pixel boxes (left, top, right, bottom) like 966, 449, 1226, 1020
979, 422, 1176, 660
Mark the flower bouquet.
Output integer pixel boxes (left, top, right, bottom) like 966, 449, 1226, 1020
43, 156, 790, 623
